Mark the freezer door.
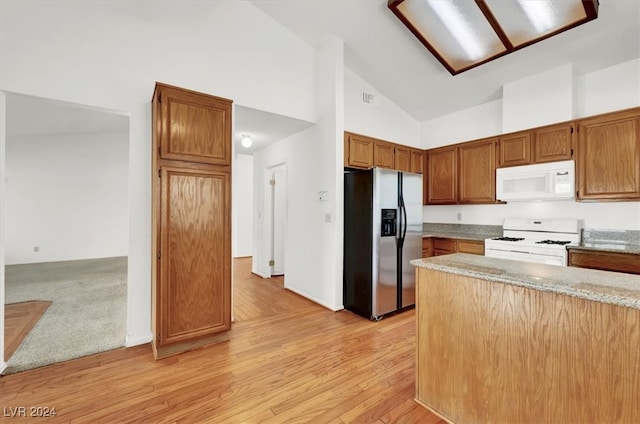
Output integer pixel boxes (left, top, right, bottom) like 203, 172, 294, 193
400, 171, 423, 309
373, 168, 399, 318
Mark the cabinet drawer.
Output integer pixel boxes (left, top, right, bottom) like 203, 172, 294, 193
432, 238, 456, 252
457, 240, 485, 255
568, 250, 640, 275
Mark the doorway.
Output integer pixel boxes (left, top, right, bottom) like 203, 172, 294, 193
267, 163, 286, 277
2, 92, 129, 373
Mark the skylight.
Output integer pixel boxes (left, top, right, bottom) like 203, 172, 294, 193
388, 0, 599, 75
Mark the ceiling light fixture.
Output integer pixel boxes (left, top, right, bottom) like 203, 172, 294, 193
241, 135, 252, 148
388, 0, 599, 75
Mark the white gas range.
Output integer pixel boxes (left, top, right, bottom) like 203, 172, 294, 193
484, 218, 581, 266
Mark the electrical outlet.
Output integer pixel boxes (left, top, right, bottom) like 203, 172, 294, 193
325, 213, 332, 223
33, 246, 40, 252
318, 191, 329, 201
456, 212, 462, 221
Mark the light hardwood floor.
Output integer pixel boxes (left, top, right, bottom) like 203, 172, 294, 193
0, 258, 442, 423
4, 301, 51, 360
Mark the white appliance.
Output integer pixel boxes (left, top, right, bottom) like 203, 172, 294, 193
484, 218, 581, 266
496, 160, 575, 202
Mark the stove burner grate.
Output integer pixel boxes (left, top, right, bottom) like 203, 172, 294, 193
491, 237, 525, 242
535, 240, 572, 245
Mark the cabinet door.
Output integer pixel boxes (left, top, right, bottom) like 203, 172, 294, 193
568, 250, 640, 275
427, 147, 457, 204
411, 149, 424, 174
395, 145, 411, 172
577, 109, 640, 200
158, 167, 231, 346
534, 123, 574, 163
458, 138, 496, 204
374, 140, 395, 169
498, 131, 531, 167
457, 240, 485, 255
346, 133, 374, 168
156, 84, 232, 165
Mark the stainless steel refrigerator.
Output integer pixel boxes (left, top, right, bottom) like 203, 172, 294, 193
343, 167, 423, 320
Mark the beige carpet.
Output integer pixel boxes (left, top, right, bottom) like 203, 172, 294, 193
4, 257, 127, 374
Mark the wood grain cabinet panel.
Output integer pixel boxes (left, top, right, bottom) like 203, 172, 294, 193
152, 83, 232, 359
457, 240, 484, 255
422, 237, 432, 258
411, 149, 424, 174
374, 140, 395, 169
534, 123, 574, 163
568, 250, 640, 275
577, 108, 640, 200
498, 131, 531, 167
345, 132, 374, 168
156, 83, 231, 166
458, 138, 496, 204
395, 145, 411, 172
159, 167, 231, 345
426, 146, 457, 204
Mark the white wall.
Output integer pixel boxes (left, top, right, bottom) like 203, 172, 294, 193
502, 63, 574, 133
232, 153, 254, 258
344, 68, 420, 147
422, 58, 640, 231
0, 92, 6, 372
252, 37, 345, 310
0, 0, 316, 347
576, 58, 640, 118
420, 100, 502, 149
5, 132, 129, 264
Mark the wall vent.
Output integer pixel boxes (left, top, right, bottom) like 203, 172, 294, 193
362, 92, 376, 104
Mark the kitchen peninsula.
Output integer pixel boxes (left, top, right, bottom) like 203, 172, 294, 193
411, 254, 640, 423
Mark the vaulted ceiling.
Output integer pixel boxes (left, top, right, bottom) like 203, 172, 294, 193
252, 0, 640, 122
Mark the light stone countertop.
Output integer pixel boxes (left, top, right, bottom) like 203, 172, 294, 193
422, 223, 502, 241
568, 243, 640, 255
422, 232, 491, 241
411, 253, 640, 310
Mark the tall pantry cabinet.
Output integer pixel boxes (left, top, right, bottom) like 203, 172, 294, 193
151, 83, 232, 359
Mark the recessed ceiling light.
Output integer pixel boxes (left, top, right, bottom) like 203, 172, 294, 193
388, 0, 599, 75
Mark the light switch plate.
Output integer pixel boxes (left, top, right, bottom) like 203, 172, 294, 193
319, 191, 329, 201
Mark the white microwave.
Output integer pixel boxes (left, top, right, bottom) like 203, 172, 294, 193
496, 160, 575, 202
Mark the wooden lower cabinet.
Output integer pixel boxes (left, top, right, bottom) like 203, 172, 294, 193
568, 249, 640, 275
423, 237, 484, 257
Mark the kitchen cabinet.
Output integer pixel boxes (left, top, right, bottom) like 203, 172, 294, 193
395, 145, 411, 172
374, 140, 395, 169
344, 132, 374, 169
498, 131, 531, 167
534, 122, 574, 163
152, 83, 232, 359
426, 146, 457, 204
424, 237, 484, 257
343, 131, 424, 174
577, 108, 640, 200
425, 138, 496, 205
568, 249, 640, 275
411, 149, 424, 174
155, 83, 231, 166
458, 138, 497, 204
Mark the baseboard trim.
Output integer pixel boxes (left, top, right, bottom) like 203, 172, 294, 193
126, 331, 153, 347
285, 286, 342, 312
0, 361, 7, 375
251, 270, 270, 279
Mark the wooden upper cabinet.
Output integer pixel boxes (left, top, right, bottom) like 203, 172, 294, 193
411, 149, 424, 174
534, 122, 574, 163
427, 146, 457, 204
577, 108, 640, 200
158, 166, 231, 346
155, 83, 232, 166
374, 140, 395, 169
458, 138, 497, 204
395, 145, 411, 172
498, 131, 531, 167
345, 132, 374, 168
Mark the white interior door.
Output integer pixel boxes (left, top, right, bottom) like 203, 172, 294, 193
271, 165, 286, 276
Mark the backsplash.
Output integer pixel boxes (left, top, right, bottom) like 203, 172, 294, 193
582, 228, 640, 246
422, 223, 502, 238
